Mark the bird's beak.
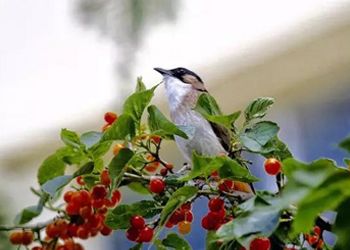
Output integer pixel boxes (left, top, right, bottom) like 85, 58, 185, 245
154, 67, 173, 76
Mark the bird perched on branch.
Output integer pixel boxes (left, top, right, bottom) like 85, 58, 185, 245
154, 67, 253, 193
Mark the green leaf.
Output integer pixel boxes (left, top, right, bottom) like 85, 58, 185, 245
105, 200, 161, 229
37, 152, 66, 185
344, 158, 350, 167
180, 153, 225, 181
240, 121, 279, 152
41, 175, 73, 197
89, 141, 112, 158
60, 129, 81, 148
123, 84, 159, 124
205, 112, 241, 128
261, 136, 292, 160
159, 186, 198, 227
162, 233, 191, 250
83, 174, 99, 189
147, 105, 188, 139
217, 207, 281, 244
291, 170, 350, 234
135, 77, 146, 92
129, 243, 142, 250
334, 198, 350, 250
73, 162, 94, 177
244, 97, 274, 121
339, 136, 350, 154
181, 153, 258, 182
218, 157, 259, 183
80, 131, 102, 148
108, 148, 134, 188
14, 194, 48, 224
14, 205, 43, 225
102, 114, 135, 141
128, 182, 150, 195
206, 231, 220, 250
195, 93, 222, 116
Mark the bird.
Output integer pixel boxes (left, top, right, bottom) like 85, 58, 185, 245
154, 67, 253, 194
153, 67, 231, 162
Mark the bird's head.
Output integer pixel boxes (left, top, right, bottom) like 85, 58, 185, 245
154, 67, 206, 92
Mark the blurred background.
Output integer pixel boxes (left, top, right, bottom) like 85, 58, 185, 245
1, 0, 350, 249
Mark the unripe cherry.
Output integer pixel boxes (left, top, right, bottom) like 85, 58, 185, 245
178, 221, 191, 235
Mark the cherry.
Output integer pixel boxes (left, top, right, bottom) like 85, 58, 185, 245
233, 181, 252, 193
9, 231, 23, 245
76, 176, 85, 186
160, 168, 168, 176
46, 223, 60, 238
208, 197, 225, 212
181, 202, 192, 212
218, 179, 234, 192
31, 247, 44, 250
165, 163, 174, 170
63, 191, 74, 203
126, 227, 140, 242
250, 237, 271, 250
138, 226, 154, 242
91, 185, 108, 200
149, 178, 165, 193
313, 226, 322, 236
100, 170, 111, 186
112, 190, 122, 204
130, 215, 145, 229
145, 162, 160, 172
178, 221, 191, 235
77, 226, 89, 239
100, 225, 113, 236
66, 202, 80, 215
264, 158, 282, 175
184, 211, 194, 222
307, 235, 319, 245
150, 135, 161, 144
104, 112, 117, 124
201, 215, 220, 230
79, 206, 93, 219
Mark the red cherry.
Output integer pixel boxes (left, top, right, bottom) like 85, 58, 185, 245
91, 185, 108, 199
100, 225, 113, 236
67, 224, 79, 237
112, 190, 122, 204
138, 226, 154, 242
201, 215, 220, 230
79, 206, 93, 219
22, 231, 34, 245
307, 235, 319, 245
208, 197, 225, 212
46, 223, 60, 238
92, 199, 104, 209
250, 237, 271, 250
264, 158, 282, 175
165, 163, 174, 170
160, 168, 168, 176
104, 112, 118, 124
130, 216, 145, 229
78, 190, 91, 206
63, 191, 74, 203
76, 226, 89, 239
76, 176, 85, 186
208, 209, 225, 221
66, 202, 80, 215
149, 178, 165, 193
180, 203, 192, 212
100, 170, 111, 186
9, 231, 23, 245
218, 179, 234, 192
150, 135, 161, 144
313, 226, 321, 236
184, 211, 194, 222
126, 227, 140, 242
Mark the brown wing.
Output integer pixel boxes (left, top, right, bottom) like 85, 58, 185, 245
209, 121, 231, 152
